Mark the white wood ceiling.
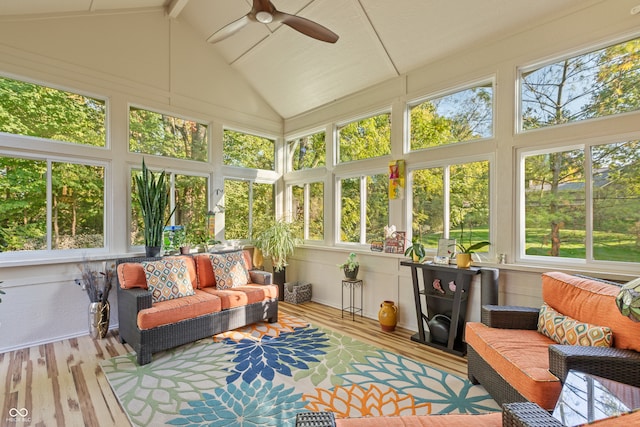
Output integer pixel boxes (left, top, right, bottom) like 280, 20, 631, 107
0, 0, 604, 118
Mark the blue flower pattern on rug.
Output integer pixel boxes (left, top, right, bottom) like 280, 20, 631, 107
102, 316, 500, 427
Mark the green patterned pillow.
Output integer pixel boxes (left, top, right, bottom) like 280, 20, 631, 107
537, 303, 612, 347
142, 258, 195, 303
209, 251, 250, 290
616, 277, 640, 322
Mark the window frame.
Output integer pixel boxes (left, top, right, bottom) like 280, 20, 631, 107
0, 149, 110, 259
287, 179, 325, 243
516, 136, 640, 267
406, 77, 495, 153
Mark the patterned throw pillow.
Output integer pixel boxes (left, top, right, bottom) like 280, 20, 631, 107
209, 251, 250, 290
142, 258, 195, 303
616, 277, 640, 322
537, 303, 612, 347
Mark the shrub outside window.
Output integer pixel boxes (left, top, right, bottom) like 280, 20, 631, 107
0, 76, 106, 147
223, 129, 275, 170
411, 161, 490, 252
409, 83, 493, 151
339, 174, 388, 244
521, 140, 639, 263
224, 179, 274, 240
288, 131, 326, 171
291, 182, 324, 241
520, 37, 640, 131
337, 113, 391, 163
129, 107, 208, 162
0, 155, 105, 252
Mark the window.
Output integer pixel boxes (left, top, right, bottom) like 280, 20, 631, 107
130, 169, 208, 246
291, 182, 324, 241
411, 160, 490, 252
409, 82, 493, 151
520, 37, 640, 131
337, 113, 391, 163
0, 76, 106, 146
129, 107, 208, 161
339, 174, 388, 244
0, 155, 105, 252
223, 129, 275, 170
287, 131, 326, 171
521, 140, 639, 263
223, 179, 274, 240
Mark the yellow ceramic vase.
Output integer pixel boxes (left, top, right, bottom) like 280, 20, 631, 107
378, 300, 398, 332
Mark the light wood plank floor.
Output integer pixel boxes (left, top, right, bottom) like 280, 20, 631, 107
0, 302, 468, 427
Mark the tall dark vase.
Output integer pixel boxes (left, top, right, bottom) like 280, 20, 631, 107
145, 246, 161, 257
273, 268, 286, 301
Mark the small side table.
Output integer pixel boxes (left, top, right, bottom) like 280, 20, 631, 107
341, 279, 363, 321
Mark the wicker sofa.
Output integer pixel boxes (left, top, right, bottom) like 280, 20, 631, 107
465, 272, 640, 410
116, 249, 278, 365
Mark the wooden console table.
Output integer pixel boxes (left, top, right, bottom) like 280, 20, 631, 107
401, 261, 498, 356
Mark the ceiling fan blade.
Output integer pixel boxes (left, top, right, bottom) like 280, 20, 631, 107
275, 11, 339, 43
207, 14, 252, 43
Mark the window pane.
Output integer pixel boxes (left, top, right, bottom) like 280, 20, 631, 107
0, 76, 106, 146
175, 174, 208, 244
288, 132, 326, 170
410, 84, 493, 150
51, 162, 104, 249
592, 140, 640, 262
337, 113, 391, 163
129, 107, 208, 161
448, 161, 490, 252
521, 37, 640, 130
252, 182, 275, 238
292, 184, 304, 240
366, 174, 388, 243
340, 177, 361, 242
309, 182, 324, 240
524, 149, 585, 258
0, 157, 47, 251
223, 130, 275, 170
224, 179, 249, 240
412, 168, 445, 249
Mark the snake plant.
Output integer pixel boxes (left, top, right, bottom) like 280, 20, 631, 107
134, 160, 175, 248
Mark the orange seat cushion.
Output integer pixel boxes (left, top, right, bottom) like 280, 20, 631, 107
200, 286, 268, 310
542, 272, 640, 352
465, 322, 561, 410
137, 290, 221, 330
335, 412, 501, 427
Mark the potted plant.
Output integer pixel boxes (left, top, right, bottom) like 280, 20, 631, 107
134, 159, 175, 257
254, 219, 300, 300
455, 241, 490, 268
338, 252, 359, 279
404, 237, 426, 262
172, 227, 190, 254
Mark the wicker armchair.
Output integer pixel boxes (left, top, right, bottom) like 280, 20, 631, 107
468, 303, 640, 408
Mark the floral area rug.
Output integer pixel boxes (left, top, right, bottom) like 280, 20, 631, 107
101, 314, 499, 426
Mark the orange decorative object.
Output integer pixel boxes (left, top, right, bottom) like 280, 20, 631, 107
378, 300, 398, 332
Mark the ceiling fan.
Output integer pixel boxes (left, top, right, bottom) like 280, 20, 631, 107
207, 0, 339, 44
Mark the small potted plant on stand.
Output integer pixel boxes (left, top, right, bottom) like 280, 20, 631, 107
338, 252, 359, 279
404, 237, 426, 262
455, 241, 490, 268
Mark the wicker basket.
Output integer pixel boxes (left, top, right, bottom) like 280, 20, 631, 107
284, 281, 312, 304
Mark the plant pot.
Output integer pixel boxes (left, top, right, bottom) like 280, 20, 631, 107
179, 246, 191, 254
252, 248, 264, 269
344, 266, 359, 280
456, 253, 472, 268
378, 300, 398, 332
145, 245, 161, 257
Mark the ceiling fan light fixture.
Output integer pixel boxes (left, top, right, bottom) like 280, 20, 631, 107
256, 11, 273, 24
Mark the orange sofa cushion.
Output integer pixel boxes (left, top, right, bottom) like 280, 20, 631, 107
199, 286, 272, 310
542, 272, 640, 352
335, 412, 501, 427
118, 256, 198, 290
137, 289, 221, 330
465, 322, 561, 410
